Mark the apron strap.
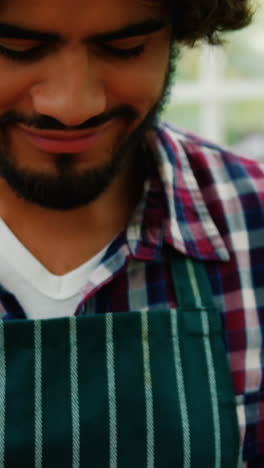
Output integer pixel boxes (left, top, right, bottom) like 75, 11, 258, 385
168, 249, 216, 309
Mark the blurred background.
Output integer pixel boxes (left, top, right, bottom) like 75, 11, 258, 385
162, 1, 264, 161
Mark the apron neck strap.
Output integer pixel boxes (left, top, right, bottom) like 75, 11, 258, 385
168, 249, 215, 309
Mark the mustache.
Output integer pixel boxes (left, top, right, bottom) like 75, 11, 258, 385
0, 106, 138, 131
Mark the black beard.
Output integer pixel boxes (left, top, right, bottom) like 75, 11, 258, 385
0, 45, 178, 211
0, 116, 150, 211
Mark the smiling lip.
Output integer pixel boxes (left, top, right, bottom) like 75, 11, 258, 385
17, 123, 108, 154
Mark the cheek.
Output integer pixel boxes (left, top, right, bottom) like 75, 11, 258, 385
105, 52, 170, 113
0, 67, 34, 110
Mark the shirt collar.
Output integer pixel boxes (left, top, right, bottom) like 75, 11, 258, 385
126, 122, 230, 263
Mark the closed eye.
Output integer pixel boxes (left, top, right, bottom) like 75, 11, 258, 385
100, 43, 145, 59
0, 43, 51, 62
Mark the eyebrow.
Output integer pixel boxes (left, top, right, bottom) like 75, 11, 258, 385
0, 19, 166, 44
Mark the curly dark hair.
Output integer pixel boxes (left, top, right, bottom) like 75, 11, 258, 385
163, 0, 254, 45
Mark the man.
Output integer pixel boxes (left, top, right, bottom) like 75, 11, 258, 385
0, 0, 262, 466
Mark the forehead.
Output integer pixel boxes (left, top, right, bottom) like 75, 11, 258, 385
0, 0, 164, 35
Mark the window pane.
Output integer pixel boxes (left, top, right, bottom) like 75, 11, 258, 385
162, 103, 201, 134
224, 4, 264, 79
173, 47, 201, 82
224, 100, 264, 161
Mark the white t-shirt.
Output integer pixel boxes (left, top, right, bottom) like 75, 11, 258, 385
0, 219, 109, 320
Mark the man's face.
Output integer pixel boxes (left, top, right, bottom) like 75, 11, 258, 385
0, 0, 175, 210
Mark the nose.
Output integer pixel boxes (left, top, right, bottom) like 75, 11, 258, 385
30, 47, 107, 128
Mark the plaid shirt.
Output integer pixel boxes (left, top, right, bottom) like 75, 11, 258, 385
1, 121, 264, 465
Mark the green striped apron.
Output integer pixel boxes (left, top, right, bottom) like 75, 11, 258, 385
0, 254, 240, 467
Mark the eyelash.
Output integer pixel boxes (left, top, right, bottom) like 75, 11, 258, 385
0, 43, 145, 63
